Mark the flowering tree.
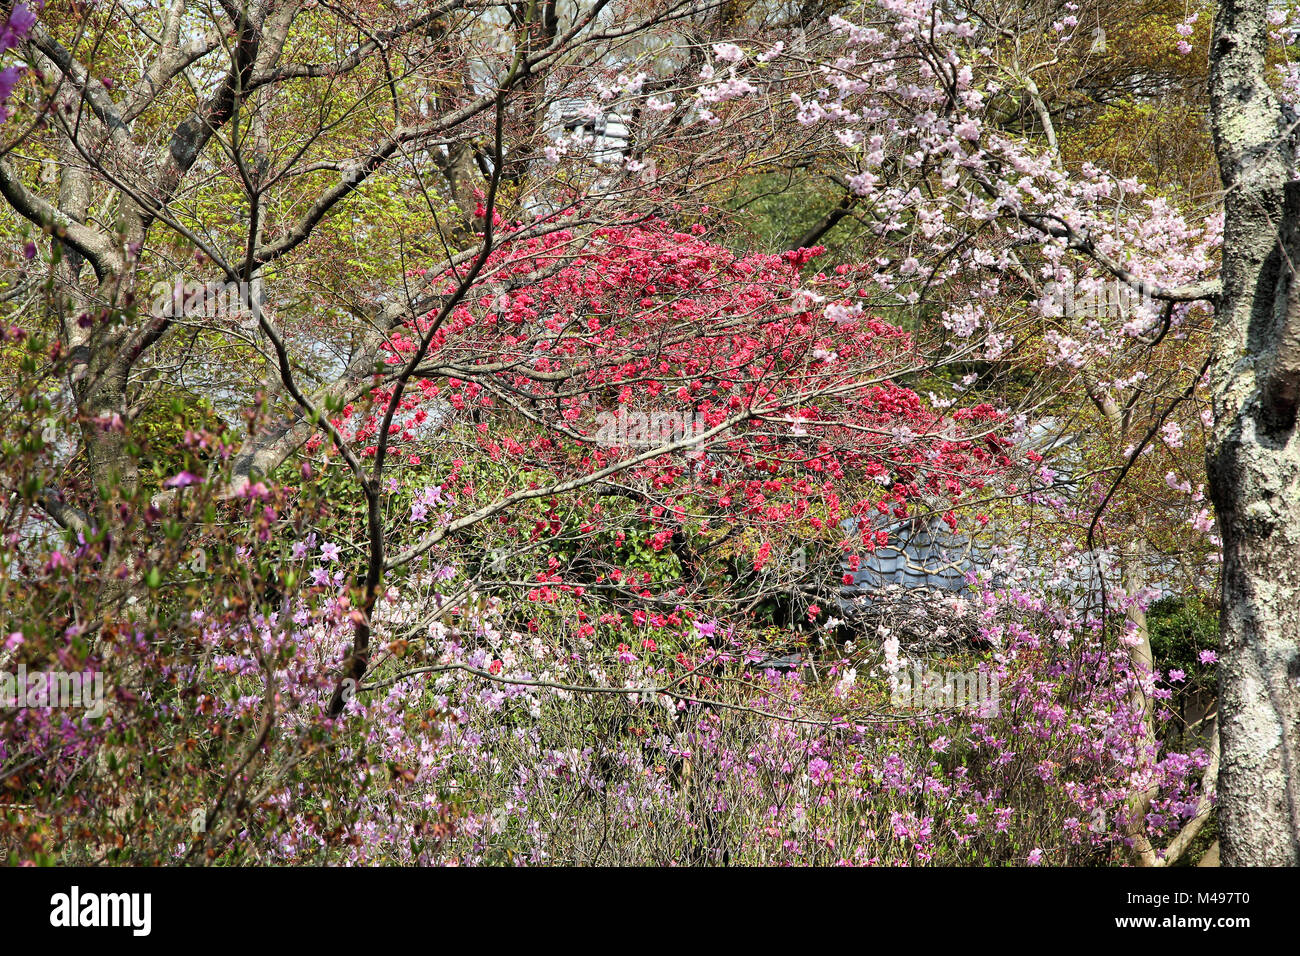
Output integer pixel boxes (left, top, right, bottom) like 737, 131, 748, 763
729, 0, 1292, 864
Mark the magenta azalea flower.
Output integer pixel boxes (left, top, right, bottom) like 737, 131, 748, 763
0, 5, 37, 52
163, 471, 203, 489
808, 757, 832, 786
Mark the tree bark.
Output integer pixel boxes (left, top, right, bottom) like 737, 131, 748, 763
1207, 0, 1300, 865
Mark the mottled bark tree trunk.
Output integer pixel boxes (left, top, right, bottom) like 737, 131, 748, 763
1207, 0, 1300, 865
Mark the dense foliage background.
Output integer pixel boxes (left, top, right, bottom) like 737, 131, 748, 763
0, 0, 1277, 865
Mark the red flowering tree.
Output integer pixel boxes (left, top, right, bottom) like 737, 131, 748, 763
305, 216, 1018, 710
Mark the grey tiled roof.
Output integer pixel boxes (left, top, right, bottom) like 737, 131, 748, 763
835, 513, 1142, 616
839, 514, 979, 601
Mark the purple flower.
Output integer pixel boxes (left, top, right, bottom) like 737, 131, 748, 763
1198, 649, 1217, 665
1168, 668, 1186, 683
1, 6, 37, 52
9, 4, 36, 33
319, 542, 340, 562
808, 757, 832, 786
163, 470, 203, 489
238, 481, 270, 500
1027, 848, 1043, 866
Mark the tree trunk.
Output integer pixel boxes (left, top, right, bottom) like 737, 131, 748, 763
1207, 0, 1300, 865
